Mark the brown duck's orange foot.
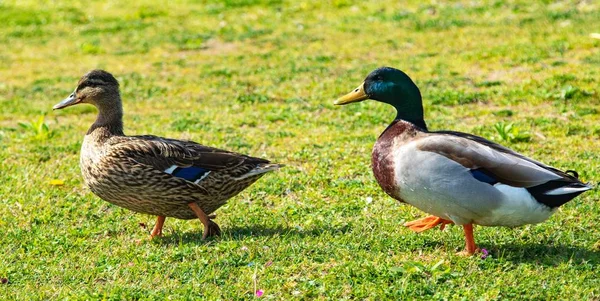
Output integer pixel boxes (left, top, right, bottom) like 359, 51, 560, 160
150, 216, 166, 239
188, 202, 221, 240
404, 215, 453, 232
205, 220, 221, 239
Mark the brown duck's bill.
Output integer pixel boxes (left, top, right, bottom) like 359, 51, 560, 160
334, 82, 369, 105
53, 90, 80, 110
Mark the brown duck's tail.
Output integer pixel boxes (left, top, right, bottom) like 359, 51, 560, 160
234, 163, 284, 180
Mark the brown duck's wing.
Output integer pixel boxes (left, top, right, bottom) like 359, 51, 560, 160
108, 135, 271, 172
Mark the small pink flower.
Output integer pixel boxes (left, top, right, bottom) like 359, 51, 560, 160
265, 261, 273, 267
481, 248, 489, 259
255, 289, 264, 297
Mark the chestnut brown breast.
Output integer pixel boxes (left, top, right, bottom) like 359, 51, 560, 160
371, 120, 420, 202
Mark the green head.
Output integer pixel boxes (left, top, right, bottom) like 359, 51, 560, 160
334, 67, 426, 130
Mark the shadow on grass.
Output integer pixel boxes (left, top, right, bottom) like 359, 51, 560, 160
490, 242, 600, 265
155, 224, 352, 245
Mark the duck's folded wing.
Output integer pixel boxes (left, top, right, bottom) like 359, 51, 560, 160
416, 132, 579, 187
416, 132, 591, 208
108, 135, 269, 174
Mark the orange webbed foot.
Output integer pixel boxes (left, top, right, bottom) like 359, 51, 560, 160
188, 203, 221, 240
203, 220, 221, 240
150, 216, 166, 239
457, 224, 479, 256
404, 215, 453, 232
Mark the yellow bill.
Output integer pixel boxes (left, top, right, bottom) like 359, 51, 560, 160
334, 82, 369, 105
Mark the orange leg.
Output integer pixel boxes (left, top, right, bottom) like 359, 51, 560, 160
150, 216, 166, 238
404, 215, 453, 232
188, 203, 221, 240
459, 224, 479, 256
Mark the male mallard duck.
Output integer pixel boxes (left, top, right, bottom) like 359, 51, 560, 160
53, 70, 282, 239
335, 67, 592, 255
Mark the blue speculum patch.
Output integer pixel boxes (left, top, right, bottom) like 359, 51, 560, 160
172, 166, 210, 181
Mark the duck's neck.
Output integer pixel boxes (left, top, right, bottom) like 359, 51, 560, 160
392, 102, 427, 131
385, 81, 428, 131
87, 101, 124, 137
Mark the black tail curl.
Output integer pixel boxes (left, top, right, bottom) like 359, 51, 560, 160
565, 170, 579, 179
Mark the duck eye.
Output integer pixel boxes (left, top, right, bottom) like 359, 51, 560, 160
376, 76, 383, 81
79, 79, 106, 90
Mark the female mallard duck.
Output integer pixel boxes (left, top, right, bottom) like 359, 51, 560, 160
53, 70, 282, 239
335, 67, 592, 255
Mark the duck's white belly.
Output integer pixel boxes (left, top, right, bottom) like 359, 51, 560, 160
391, 141, 554, 227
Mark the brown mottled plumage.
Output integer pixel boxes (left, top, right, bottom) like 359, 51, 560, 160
54, 69, 282, 239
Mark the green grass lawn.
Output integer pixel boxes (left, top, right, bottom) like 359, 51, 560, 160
1, 0, 599, 299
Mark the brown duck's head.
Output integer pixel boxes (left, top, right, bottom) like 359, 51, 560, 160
53, 69, 120, 110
